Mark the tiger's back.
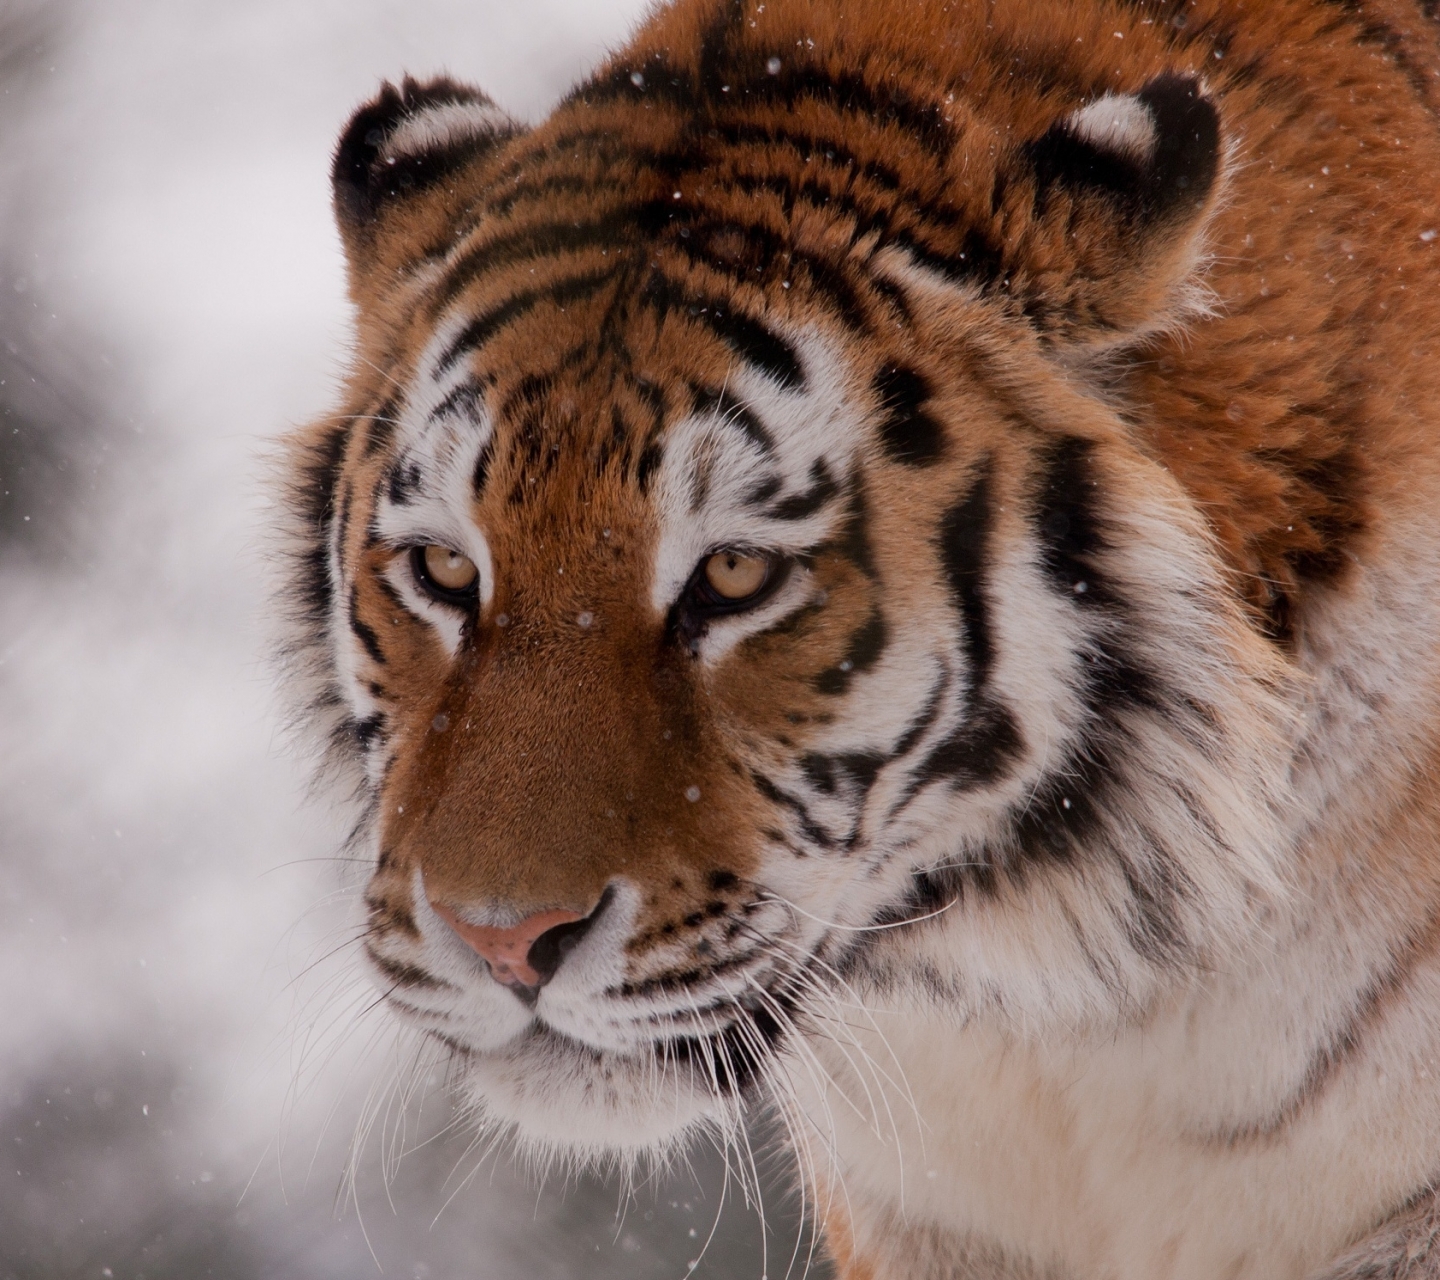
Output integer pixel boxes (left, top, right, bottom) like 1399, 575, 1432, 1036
283, 1, 1440, 1275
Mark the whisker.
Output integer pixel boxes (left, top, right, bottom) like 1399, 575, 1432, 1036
757, 886, 964, 934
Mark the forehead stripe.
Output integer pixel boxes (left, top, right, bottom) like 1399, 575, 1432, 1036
436, 268, 615, 374
582, 55, 956, 160
437, 199, 684, 310
712, 126, 1009, 289
639, 272, 803, 390
766, 459, 840, 521
692, 385, 775, 456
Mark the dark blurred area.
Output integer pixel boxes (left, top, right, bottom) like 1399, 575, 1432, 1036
0, 0, 107, 559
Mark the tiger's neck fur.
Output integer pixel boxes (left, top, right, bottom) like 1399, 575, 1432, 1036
783, 0, 1440, 1272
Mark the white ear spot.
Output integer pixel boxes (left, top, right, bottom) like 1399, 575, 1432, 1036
383, 100, 515, 163
1066, 93, 1158, 163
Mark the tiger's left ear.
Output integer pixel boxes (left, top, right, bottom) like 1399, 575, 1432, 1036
332, 76, 524, 299
1014, 73, 1223, 347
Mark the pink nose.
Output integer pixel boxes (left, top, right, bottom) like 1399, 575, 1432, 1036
430, 903, 584, 988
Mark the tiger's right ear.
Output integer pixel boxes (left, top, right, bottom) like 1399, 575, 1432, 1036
332, 77, 523, 293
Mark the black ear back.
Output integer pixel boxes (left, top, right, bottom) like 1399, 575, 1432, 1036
332, 76, 520, 244
1026, 73, 1220, 224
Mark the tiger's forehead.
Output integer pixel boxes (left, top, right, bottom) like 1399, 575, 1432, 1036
362, 286, 874, 602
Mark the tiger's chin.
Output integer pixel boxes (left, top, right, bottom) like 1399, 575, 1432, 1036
440, 1025, 741, 1163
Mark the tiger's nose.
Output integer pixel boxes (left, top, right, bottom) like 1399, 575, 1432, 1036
429, 901, 593, 991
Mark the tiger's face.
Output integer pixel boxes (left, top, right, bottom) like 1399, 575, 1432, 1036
287, 9, 1292, 1162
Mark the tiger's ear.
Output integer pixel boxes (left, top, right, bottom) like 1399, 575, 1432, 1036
332, 76, 523, 291
1015, 73, 1223, 347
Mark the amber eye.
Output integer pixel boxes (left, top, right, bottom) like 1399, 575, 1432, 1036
702, 550, 770, 601
412, 544, 479, 602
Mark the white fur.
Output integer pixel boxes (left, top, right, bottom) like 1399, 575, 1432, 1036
649, 329, 869, 647
382, 99, 515, 163
368, 322, 496, 661
1067, 92, 1158, 163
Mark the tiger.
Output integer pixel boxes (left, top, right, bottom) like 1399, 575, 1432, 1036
278, 0, 1440, 1274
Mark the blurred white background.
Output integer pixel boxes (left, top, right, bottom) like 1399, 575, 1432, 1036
0, 2, 812, 1275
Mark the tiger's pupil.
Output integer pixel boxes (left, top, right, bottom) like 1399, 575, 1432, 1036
422, 545, 478, 592
704, 551, 768, 600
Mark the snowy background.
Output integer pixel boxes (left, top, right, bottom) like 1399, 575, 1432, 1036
0, 2, 814, 1276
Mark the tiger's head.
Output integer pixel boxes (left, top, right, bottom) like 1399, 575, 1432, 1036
283, 0, 1293, 1164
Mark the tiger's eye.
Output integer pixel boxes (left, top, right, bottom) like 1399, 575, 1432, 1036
421, 545, 478, 593
704, 551, 768, 600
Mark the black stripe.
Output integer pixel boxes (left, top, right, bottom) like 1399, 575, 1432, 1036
367, 949, 443, 990
1034, 435, 1120, 608
742, 595, 828, 647
1032, 437, 1166, 710
351, 713, 385, 750
767, 459, 839, 521
334, 479, 354, 568
671, 216, 873, 334
745, 474, 783, 506
692, 385, 774, 454
349, 585, 387, 666
290, 423, 349, 627
800, 749, 884, 798
437, 268, 615, 372
1318, 0, 1439, 110
296, 423, 347, 529
437, 199, 680, 310
472, 438, 493, 496
1118, 838, 1191, 966
497, 371, 556, 427
594, 405, 630, 476
581, 49, 955, 160
895, 464, 1024, 801
714, 123, 904, 191
364, 892, 417, 939
739, 62, 955, 158
907, 702, 1023, 796
363, 398, 400, 457
939, 461, 998, 687
639, 272, 803, 389
799, 749, 886, 850
697, 0, 746, 99
715, 132, 1007, 288
387, 457, 422, 507
826, 482, 877, 579
813, 609, 888, 696
752, 770, 834, 850
660, 992, 789, 1097
484, 170, 627, 219
429, 378, 484, 425
892, 670, 947, 759
872, 363, 945, 466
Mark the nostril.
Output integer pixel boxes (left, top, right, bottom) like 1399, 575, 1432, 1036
527, 885, 614, 986
429, 886, 614, 996
527, 917, 592, 986
429, 902, 579, 989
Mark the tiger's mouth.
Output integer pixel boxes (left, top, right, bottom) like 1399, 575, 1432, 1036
406, 956, 804, 1086
383, 959, 811, 1156
363, 879, 822, 1149
440, 982, 797, 1099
